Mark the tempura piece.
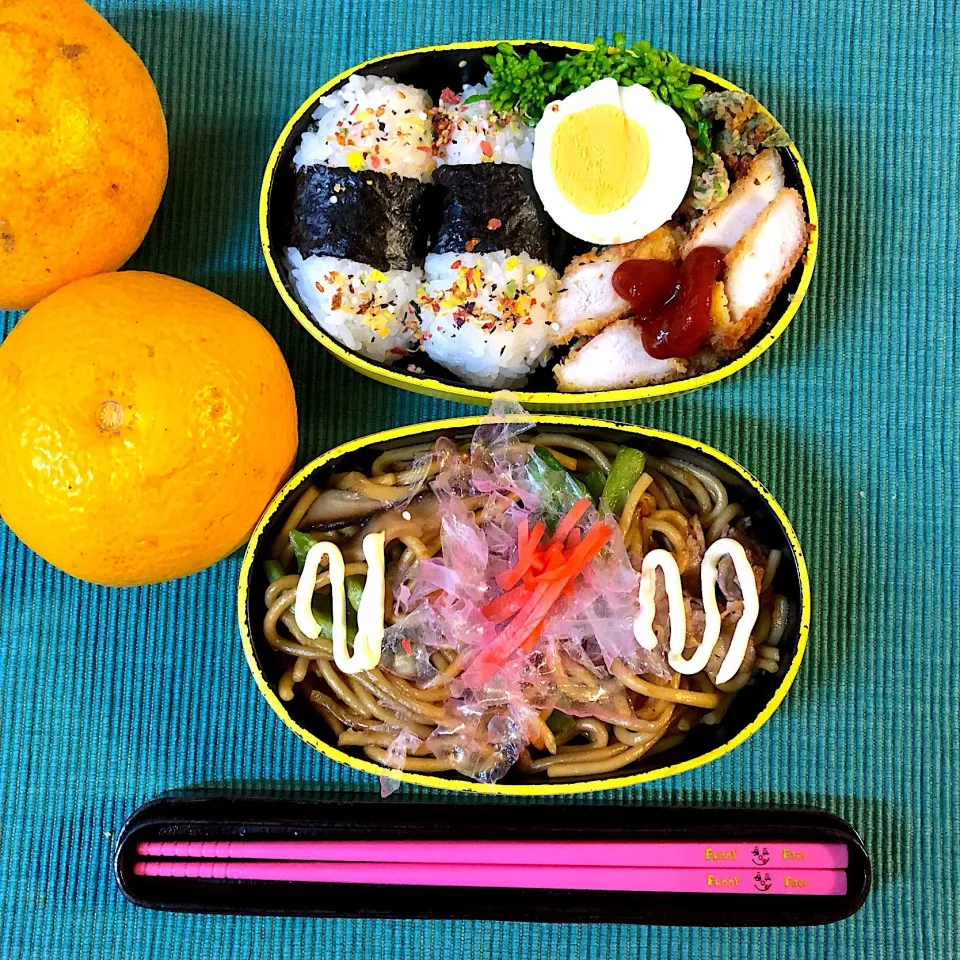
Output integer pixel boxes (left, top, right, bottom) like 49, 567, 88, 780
553, 226, 680, 345
554, 319, 685, 392
681, 150, 784, 257
697, 91, 792, 175
722, 188, 808, 346
680, 151, 731, 223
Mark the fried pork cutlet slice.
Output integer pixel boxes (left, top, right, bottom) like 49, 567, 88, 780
718, 187, 808, 350
681, 149, 784, 257
708, 281, 734, 351
554, 319, 686, 392
553, 226, 680, 345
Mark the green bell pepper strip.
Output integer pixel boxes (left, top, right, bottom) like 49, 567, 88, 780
601, 447, 647, 516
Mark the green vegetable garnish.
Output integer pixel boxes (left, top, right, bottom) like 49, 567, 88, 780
545, 710, 575, 735
475, 36, 708, 145
526, 448, 591, 530
344, 609, 358, 652
530, 447, 562, 473
576, 468, 608, 505
282, 536, 358, 650
309, 596, 357, 651
344, 574, 365, 613
308, 598, 335, 640
288, 529, 318, 573
601, 447, 647, 516
263, 559, 286, 583
696, 119, 713, 156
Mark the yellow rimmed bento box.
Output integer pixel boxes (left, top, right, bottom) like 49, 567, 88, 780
260, 40, 818, 410
238, 415, 810, 796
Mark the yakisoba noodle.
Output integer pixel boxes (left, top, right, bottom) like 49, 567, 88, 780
260, 402, 790, 783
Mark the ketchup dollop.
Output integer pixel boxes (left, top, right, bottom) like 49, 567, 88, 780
611, 259, 678, 317
612, 247, 725, 359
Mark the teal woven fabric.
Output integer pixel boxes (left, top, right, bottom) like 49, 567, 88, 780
1, 1, 956, 956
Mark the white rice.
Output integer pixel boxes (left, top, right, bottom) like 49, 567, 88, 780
287, 249, 421, 364
418, 251, 558, 388
293, 75, 434, 182
433, 81, 534, 168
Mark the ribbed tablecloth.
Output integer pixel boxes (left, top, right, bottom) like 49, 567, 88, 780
1, 1, 956, 956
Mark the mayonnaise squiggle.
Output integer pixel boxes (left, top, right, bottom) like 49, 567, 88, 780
294, 532, 386, 674
633, 537, 760, 685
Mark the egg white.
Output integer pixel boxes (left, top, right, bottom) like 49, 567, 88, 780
532, 79, 693, 245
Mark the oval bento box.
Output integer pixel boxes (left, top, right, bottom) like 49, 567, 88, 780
238, 416, 810, 796
261, 40, 818, 411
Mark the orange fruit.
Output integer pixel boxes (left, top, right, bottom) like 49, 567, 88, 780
0, 272, 298, 586
0, 0, 168, 310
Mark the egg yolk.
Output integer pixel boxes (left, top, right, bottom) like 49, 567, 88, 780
550, 105, 650, 215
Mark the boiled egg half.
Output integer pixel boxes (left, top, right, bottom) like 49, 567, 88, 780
532, 78, 693, 245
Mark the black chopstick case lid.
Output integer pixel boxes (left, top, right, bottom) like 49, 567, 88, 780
115, 795, 870, 926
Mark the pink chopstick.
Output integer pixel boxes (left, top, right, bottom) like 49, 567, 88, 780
133, 860, 847, 895
135, 839, 848, 869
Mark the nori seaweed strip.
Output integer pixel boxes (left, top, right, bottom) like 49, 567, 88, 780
431, 164, 551, 264
291, 165, 429, 272
430, 164, 591, 271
